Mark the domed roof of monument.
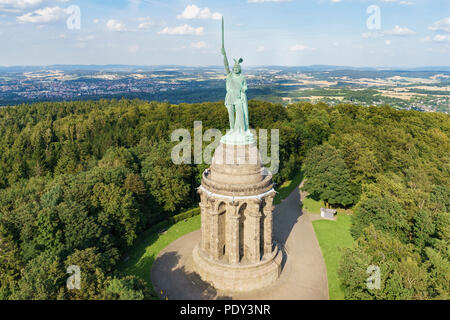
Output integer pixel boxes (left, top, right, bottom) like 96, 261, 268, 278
201, 142, 273, 197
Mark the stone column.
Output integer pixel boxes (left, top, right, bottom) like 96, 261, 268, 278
199, 197, 209, 253
263, 195, 275, 256
248, 200, 262, 263
209, 210, 221, 260
227, 202, 240, 264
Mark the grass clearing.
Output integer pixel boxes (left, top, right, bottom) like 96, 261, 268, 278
302, 196, 325, 214
312, 214, 354, 300
120, 215, 201, 292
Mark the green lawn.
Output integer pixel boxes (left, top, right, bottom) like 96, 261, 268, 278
120, 215, 201, 293
302, 196, 325, 214
312, 214, 354, 300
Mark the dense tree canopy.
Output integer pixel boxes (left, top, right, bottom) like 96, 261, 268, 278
0, 99, 295, 300
296, 102, 449, 299
302, 144, 356, 207
0, 98, 448, 300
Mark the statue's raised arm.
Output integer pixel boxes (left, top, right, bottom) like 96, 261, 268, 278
221, 17, 230, 74
220, 16, 254, 145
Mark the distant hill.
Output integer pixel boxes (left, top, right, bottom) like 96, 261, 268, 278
1, 65, 450, 73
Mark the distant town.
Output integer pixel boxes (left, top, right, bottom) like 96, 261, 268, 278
0, 65, 448, 113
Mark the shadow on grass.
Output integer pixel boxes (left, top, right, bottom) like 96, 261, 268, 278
120, 227, 161, 284
274, 171, 304, 205
151, 251, 232, 300
119, 216, 201, 295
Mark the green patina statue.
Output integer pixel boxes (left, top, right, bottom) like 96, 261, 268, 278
221, 17, 254, 145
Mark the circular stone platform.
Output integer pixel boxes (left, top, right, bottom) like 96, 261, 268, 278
151, 187, 329, 300
192, 242, 282, 292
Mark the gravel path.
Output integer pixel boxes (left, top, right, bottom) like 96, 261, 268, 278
151, 186, 329, 300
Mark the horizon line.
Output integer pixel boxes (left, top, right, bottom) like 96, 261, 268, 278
1, 64, 450, 69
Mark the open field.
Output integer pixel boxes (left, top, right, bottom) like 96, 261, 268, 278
302, 196, 325, 214
1, 66, 448, 112
312, 214, 354, 300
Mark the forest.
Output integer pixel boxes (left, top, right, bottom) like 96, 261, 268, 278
0, 99, 448, 299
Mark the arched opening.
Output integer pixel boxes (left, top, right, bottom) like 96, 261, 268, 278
260, 211, 265, 259
238, 203, 247, 262
217, 202, 227, 259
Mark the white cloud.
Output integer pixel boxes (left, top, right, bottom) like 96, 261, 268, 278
362, 31, 383, 39
138, 21, 151, 29
385, 40, 391, 45
177, 5, 221, 20
380, 0, 414, 4
78, 35, 95, 42
74, 42, 86, 48
248, 0, 292, 3
383, 25, 415, 36
74, 34, 94, 48
289, 44, 313, 51
432, 34, 450, 42
362, 25, 415, 38
256, 45, 265, 52
428, 18, 450, 33
128, 44, 139, 53
426, 47, 448, 54
138, 17, 151, 29
191, 41, 207, 49
106, 19, 126, 31
0, 0, 69, 12
158, 24, 204, 35
93, 18, 99, 24
16, 6, 70, 23
0, 0, 42, 10
421, 34, 450, 43
2, 0, 42, 6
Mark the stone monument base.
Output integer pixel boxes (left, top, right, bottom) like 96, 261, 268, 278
192, 243, 282, 292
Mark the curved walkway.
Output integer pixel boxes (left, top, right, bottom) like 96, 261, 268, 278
151, 186, 329, 300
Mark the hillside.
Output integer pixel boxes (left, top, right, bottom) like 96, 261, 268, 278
0, 99, 448, 299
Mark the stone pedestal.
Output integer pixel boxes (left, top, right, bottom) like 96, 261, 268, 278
193, 142, 281, 292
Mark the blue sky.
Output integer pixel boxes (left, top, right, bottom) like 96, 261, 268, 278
0, 0, 449, 66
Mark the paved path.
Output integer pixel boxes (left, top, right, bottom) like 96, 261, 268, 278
151, 186, 329, 300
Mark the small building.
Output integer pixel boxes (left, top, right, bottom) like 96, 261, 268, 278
320, 208, 337, 220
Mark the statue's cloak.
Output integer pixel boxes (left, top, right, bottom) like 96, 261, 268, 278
225, 73, 247, 106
